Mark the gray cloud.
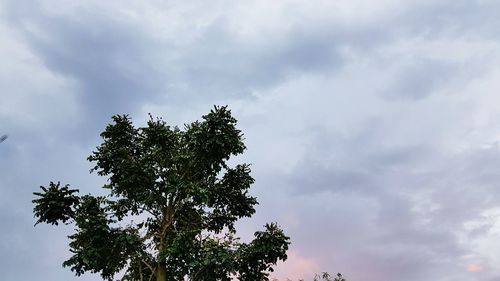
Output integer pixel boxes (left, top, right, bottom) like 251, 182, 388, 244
259, 121, 500, 280
382, 59, 455, 101
4, 3, 164, 137
4, 1, 346, 128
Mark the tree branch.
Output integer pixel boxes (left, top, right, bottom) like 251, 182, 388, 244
141, 259, 154, 273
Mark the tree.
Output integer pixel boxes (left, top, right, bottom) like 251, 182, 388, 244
33, 106, 290, 281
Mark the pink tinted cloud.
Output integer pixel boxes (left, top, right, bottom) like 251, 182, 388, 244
465, 263, 484, 273
271, 250, 320, 280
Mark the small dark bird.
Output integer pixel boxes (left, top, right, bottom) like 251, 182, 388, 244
0, 135, 7, 143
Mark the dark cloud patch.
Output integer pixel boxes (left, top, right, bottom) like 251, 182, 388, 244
5, 4, 164, 137
398, 1, 500, 38
176, 18, 345, 100
289, 166, 373, 194
286, 125, 435, 195
382, 59, 455, 101
5, 2, 346, 124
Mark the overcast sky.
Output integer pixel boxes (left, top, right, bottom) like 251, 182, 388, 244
2, 1, 500, 280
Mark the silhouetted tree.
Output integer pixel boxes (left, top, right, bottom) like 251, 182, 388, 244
33, 106, 289, 281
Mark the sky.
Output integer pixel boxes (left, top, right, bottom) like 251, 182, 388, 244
1, 1, 500, 280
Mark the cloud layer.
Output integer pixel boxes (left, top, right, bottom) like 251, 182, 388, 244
2, 1, 500, 280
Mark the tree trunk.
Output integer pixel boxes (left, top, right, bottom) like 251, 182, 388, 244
156, 264, 167, 281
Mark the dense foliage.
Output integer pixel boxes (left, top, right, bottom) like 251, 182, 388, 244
33, 106, 290, 281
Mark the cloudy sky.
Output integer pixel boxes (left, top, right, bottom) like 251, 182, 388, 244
2, 1, 500, 280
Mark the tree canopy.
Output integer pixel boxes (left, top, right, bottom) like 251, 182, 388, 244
33, 106, 290, 281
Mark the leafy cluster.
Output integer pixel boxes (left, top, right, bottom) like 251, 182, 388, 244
33, 106, 290, 281
33, 181, 79, 225
311, 272, 346, 281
